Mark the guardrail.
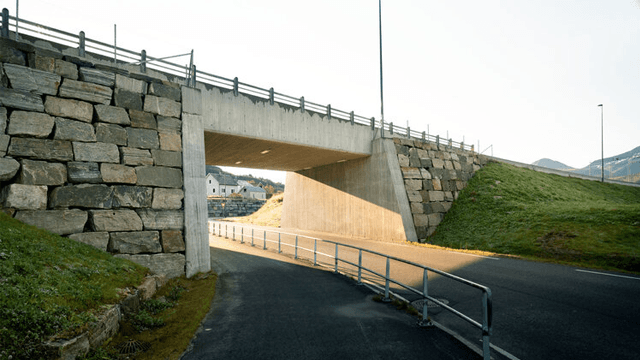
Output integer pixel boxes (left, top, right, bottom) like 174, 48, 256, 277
1, 8, 482, 153
209, 221, 493, 360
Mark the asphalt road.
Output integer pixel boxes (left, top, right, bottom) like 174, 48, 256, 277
207, 222, 640, 360
182, 235, 481, 360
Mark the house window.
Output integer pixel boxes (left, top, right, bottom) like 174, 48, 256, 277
222, 189, 225, 193
244, 189, 247, 192
231, 189, 234, 194
213, 189, 216, 193
209, 180, 211, 184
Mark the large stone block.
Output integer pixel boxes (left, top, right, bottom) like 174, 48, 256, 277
49, 184, 114, 209
121, 147, 153, 166
158, 131, 181, 152
8, 138, 73, 161
136, 166, 182, 188
136, 209, 184, 230
79, 68, 115, 87
156, 116, 181, 134
0, 135, 8, 156
94, 104, 131, 125
428, 191, 445, 202
143, 95, 181, 118
0, 184, 47, 210
15, 209, 88, 235
7, 111, 55, 138
113, 185, 153, 208
73, 142, 119, 163
68, 232, 109, 251
55, 59, 79, 80
406, 190, 422, 202
410, 202, 424, 214
428, 213, 443, 227
0, 157, 20, 181
115, 74, 147, 94
108, 231, 162, 254
18, 159, 66, 186
404, 179, 422, 191
95, 123, 127, 146
161, 230, 185, 253
0, 39, 27, 65
129, 110, 156, 129
67, 161, 102, 183
44, 96, 93, 122
114, 253, 185, 278
152, 188, 184, 209
90, 209, 143, 231
3, 63, 61, 95
413, 214, 429, 227
127, 128, 159, 149
432, 158, 445, 169
148, 82, 181, 102
58, 78, 112, 105
113, 89, 142, 111
401, 167, 421, 179
151, 149, 182, 168
54, 117, 96, 142
397, 154, 409, 167
100, 163, 137, 184
0, 107, 6, 133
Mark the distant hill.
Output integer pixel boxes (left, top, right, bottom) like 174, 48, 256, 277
205, 165, 285, 192
532, 158, 573, 170
532, 145, 640, 182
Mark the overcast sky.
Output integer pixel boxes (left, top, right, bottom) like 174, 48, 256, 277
7, 0, 640, 184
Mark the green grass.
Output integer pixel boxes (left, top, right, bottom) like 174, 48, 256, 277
426, 162, 640, 272
0, 212, 148, 360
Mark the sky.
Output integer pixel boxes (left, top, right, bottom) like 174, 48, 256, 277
5, 0, 640, 184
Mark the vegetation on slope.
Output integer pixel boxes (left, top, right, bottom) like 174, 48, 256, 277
226, 192, 284, 227
426, 162, 640, 272
0, 212, 148, 359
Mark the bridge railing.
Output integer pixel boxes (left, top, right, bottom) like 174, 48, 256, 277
208, 220, 494, 360
1, 8, 479, 153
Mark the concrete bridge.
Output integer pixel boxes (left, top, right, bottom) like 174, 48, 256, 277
0, 12, 486, 279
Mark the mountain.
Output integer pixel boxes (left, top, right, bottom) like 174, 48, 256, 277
205, 165, 285, 192
532, 158, 573, 170
532, 146, 640, 182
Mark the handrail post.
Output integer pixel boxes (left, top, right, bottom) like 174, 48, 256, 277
241, 227, 244, 244
383, 257, 391, 302
278, 233, 281, 253
407, 126, 411, 138
79, 31, 86, 57
371, 117, 375, 131
300, 96, 305, 113
263, 231, 266, 250
350, 111, 354, 125
295, 235, 299, 259
2, 9, 9, 38
380, 119, 385, 137
313, 239, 317, 265
191, 64, 197, 86
422, 131, 426, 141
436, 135, 440, 148
140, 50, 146, 73
269, 87, 274, 105
251, 229, 254, 246
334, 244, 339, 273
327, 104, 331, 119
389, 122, 393, 135
419, 269, 433, 327
357, 249, 363, 285
233, 77, 238, 96
233, 225, 235, 241
482, 290, 492, 360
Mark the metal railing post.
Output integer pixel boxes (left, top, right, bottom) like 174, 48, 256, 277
79, 31, 86, 57
294, 235, 298, 259
436, 135, 440, 148
389, 122, 393, 135
313, 240, 317, 265
300, 96, 305, 113
251, 229, 254, 246
278, 233, 281, 253
350, 111, 354, 125
263, 231, 266, 250
2, 9, 9, 38
419, 269, 433, 327
241, 227, 244, 244
422, 131, 426, 141
233, 77, 238, 96
407, 126, 410, 138
334, 244, 339, 273
383, 257, 391, 302
381, 119, 385, 137
482, 290, 492, 360
269, 87, 274, 105
357, 249, 362, 285
140, 50, 146, 72
371, 117, 375, 131
233, 226, 235, 240
327, 104, 331, 119
191, 64, 197, 86
225, 224, 227, 238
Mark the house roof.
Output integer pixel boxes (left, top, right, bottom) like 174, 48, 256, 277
240, 185, 266, 193
207, 173, 238, 186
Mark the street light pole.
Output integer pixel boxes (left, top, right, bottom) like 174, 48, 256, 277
379, 0, 384, 124
598, 104, 603, 182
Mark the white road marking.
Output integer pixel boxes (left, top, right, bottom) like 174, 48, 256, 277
575, 269, 640, 280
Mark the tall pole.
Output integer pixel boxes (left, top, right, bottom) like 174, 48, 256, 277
598, 104, 603, 182
379, 0, 384, 123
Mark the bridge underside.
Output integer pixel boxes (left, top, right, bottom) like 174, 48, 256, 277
203, 132, 368, 171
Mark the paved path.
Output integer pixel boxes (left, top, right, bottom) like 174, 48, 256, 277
182, 234, 482, 360
206, 222, 640, 360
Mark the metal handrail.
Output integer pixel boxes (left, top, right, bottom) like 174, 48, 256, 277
209, 221, 493, 360
0, 8, 481, 153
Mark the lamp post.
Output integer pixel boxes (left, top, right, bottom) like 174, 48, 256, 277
379, 0, 384, 124
598, 104, 603, 182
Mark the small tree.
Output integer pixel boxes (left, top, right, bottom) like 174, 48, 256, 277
264, 185, 275, 194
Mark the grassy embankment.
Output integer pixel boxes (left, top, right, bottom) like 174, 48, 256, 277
0, 212, 216, 360
225, 192, 284, 227
426, 162, 640, 273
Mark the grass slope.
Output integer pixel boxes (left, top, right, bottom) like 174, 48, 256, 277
427, 162, 640, 272
226, 192, 283, 227
0, 212, 148, 359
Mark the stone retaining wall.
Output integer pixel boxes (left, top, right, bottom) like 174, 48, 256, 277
208, 197, 266, 218
0, 37, 187, 278
392, 138, 488, 240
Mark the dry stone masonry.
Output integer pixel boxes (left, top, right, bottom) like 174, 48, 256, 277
392, 138, 488, 240
0, 37, 187, 278
208, 197, 266, 218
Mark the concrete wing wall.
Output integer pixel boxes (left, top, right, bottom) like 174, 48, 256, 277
281, 138, 417, 242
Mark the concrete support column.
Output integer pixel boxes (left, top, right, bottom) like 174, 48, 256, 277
181, 86, 210, 277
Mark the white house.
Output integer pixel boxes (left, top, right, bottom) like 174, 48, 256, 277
238, 185, 267, 200
206, 173, 239, 197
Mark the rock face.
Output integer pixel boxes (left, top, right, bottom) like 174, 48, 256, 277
1, 39, 186, 279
